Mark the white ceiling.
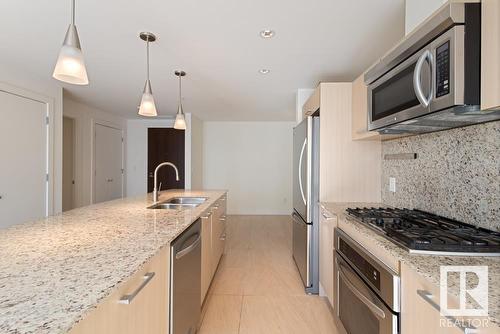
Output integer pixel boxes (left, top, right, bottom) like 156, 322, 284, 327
0, 0, 405, 121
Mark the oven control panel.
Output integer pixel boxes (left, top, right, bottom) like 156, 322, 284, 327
339, 238, 380, 290
436, 41, 450, 98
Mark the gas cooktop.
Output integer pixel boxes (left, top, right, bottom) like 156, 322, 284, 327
346, 207, 500, 255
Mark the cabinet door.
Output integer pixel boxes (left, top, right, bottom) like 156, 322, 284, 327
69, 247, 169, 334
210, 203, 224, 277
401, 263, 496, 334
319, 207, 336, 308
481, 0, 500, 110
201, 213, 212, 305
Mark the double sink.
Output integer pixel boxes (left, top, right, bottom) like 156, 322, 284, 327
148, 196, 208, 210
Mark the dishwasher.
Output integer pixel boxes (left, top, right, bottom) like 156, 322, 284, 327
170, 219, 201, 334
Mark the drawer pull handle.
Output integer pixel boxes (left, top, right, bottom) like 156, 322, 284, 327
118, 272, 155, 305
321, 212, 334, 220
219, 216, 226, 222
201, 212, 212, 219
416, 290, 475, 333
220, 233, 226, 241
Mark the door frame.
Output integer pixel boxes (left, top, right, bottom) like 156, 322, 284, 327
62, 116, 76, 211
91, 119, 124, 204
0, 82, 55, 217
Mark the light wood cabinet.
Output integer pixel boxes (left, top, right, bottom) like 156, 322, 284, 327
481, 0, 500, 111
70, 247, 169, 334
351, 74, 378, 141
211, 198, 226, 277
201, 213, 213, 304
201, 194, 227, 305
316, 82, 381, 203
318, 206, 336, 309
401, 263, 497, 334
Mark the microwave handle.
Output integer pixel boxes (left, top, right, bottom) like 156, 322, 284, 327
413, 50, 434, 107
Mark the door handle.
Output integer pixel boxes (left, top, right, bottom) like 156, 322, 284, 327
175, 234, 201, 259
298, 138, 307, 206
118, 272, 155, 305
413, 50, 434, 107
336, 258, 386, 320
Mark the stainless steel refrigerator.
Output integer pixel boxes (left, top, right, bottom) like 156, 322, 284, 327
292, 116, 319, 294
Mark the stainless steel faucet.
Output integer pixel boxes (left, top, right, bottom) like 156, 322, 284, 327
153, 162, 180, 202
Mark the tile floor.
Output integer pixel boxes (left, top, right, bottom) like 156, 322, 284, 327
199, 215, 340, 334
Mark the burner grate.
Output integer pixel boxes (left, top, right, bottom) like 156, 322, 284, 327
346, 207, 500, 254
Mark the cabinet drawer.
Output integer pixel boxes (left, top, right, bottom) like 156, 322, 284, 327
70, 247, 169, 334
319, 207, 336, 309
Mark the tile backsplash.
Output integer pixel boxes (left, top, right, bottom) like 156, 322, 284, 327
382, 121, 500, 231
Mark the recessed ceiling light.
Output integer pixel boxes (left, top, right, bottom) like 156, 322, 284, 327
260, 30, 275, 39
259, 69, 270, 74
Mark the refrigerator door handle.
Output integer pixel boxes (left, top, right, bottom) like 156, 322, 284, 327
298, 138, 307, 206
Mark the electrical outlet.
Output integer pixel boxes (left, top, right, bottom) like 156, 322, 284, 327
389, 177, 396, 193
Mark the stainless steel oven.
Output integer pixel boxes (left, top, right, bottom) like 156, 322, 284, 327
335, 228, 400, 334
365, 2, 499, 134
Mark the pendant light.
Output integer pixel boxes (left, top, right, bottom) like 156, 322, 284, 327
138, 32, 158, 117
174, 70, 187, 130
53, 0, 89, 85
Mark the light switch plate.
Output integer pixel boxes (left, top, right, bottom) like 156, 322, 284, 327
389, 177, 396, 192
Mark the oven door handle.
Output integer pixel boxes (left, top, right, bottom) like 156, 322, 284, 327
413, 49, 434, 108
337, 258, 386, 320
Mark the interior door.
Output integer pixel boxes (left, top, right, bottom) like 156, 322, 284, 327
94, 123, 123, 204
147, 128, 185, 193
292, 118, 308, 221
0, 90, 47, 228
63, 117, 75, 211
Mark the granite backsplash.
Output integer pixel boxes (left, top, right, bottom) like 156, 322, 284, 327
381, 121, 500, 231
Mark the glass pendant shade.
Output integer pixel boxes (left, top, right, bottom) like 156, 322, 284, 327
138, 80, 157, 117
53, 24, 89, 85
174, 105, 186, 130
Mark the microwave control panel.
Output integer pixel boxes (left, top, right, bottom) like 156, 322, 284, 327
436, 41, 450, 98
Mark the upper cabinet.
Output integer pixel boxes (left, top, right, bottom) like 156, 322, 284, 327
351, 74, 376, 141
481, 0, 500, 111
351, 74, 405, 141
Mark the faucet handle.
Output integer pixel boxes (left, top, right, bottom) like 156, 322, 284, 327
158, 182, 162, 193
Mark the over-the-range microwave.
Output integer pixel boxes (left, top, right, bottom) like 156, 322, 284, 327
364, 2, 500, 134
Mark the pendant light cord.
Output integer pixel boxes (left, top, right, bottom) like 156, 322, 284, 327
178, 75, 182, 103
71, 0, 75, 25
146, 40, 150, 81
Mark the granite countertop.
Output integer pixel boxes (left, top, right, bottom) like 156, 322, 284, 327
320, 202, 500, 327
0, 189, 226, 334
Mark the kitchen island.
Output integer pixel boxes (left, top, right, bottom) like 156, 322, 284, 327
0, 190, 226, 334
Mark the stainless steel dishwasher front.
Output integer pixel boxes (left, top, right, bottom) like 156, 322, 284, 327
170, 218, 202, 334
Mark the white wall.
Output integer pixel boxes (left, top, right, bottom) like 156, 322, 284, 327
296, 89, 315, 124
0, 64, 63, 214
63, 96, 127, 207
203, 122, 294, 215
405, 0, 447, 35
190, 115, 204, 190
